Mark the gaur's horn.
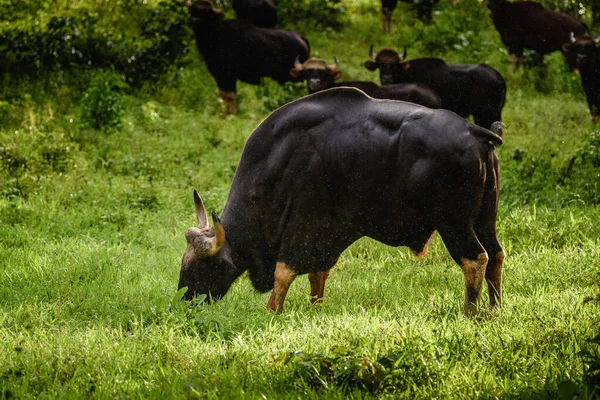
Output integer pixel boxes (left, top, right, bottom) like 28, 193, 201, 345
193, 189, 209, 230
369, 45, 376, 59
595, 36, 600, 43
330, 56, 339, 71
401, 46, 407, 61
294, 55, 303, 71
211, 211, 226, 253
570, 32, 576, 43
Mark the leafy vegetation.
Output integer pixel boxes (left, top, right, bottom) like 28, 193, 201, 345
1, 0, 600, 398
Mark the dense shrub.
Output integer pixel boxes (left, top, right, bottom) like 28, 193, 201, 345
273, 0, 346, 30
0, 1, 191, 87
255, 80, 306, 112
78, 71, 128, 130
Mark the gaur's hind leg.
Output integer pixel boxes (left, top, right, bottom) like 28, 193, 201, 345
438, 224, 489, 317
508, 53, 523, 72
475, 163, 504, 309
219, 91, 237, 115
308, 271, 330, 305
267, 262, 296, 313
475, 222, 504, 308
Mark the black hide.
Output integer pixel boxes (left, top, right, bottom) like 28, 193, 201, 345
180, 88, 503, 301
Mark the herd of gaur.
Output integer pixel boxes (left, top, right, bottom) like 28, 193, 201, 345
179, 0, 599, 316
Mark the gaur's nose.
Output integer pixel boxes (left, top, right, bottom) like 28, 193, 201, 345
307, 79, 322, 92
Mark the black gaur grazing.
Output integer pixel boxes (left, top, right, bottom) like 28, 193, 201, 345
232, 0, 277, 28
562, 34, 600, 123
186, 0, 309, 114
178, 87, 505, 317
365, 47, 506, 130
290, 57, 441, 108
486, 0, 587, 71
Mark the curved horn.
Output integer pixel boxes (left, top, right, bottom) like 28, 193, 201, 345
329, 56, 340, 72
596, 36, 600, 43
369, 45, 376, 59
211, 211, 225, 252
294, 55, 304, 71
193, 189, 209, 230
401, 46, 407, 61
570, 32, 576, 43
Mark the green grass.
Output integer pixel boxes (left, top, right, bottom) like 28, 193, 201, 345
2, 0, 600, 398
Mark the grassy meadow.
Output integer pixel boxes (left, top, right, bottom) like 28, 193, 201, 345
2, 0, 600, 398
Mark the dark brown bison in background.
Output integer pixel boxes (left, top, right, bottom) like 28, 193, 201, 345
178, 87, 504, 317
486, 0, 587, 71
365, 47, 506, 130
562, 34, 600, 123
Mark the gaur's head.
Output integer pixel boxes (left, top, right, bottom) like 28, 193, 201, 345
364, 46, 407, 85
186, 0, 224, 26
290, 57, 342, 94
562, 33, 600, 72
178, 190, 239, 302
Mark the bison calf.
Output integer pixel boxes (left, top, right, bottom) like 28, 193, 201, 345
179, 87, 505, 317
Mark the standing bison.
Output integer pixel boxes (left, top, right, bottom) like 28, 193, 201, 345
179, 88, 505, 317
186, 0, 310, 114
365, 47, 506, 130
562, 34, 600, 122
290, 57, 441, 108
486, 0, 587, 71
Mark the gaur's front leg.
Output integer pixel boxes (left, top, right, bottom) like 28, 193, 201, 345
266, 262, 296, 313
308, 271, 330, 305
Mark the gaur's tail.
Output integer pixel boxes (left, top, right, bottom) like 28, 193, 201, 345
472, 121, 504, 146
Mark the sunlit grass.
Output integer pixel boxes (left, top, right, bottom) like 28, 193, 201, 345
2, 0, 600, 398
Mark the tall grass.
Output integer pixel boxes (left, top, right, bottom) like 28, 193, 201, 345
1, 0, 600, 398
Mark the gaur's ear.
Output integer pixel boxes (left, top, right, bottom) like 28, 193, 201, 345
289, 68, 302, 78
193, 190, 209, 230
402, 62, 411, 71
562, 43, 571, 53
214, 7, 224, 19
332, 70, 342, 80
364, 60, 378, 71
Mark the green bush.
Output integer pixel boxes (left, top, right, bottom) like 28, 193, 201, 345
273, 0, 346, 30
577, 130, 600, 168
255, 80, 306, 112
78, 71, 128, 130
0, 1, 191, 87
